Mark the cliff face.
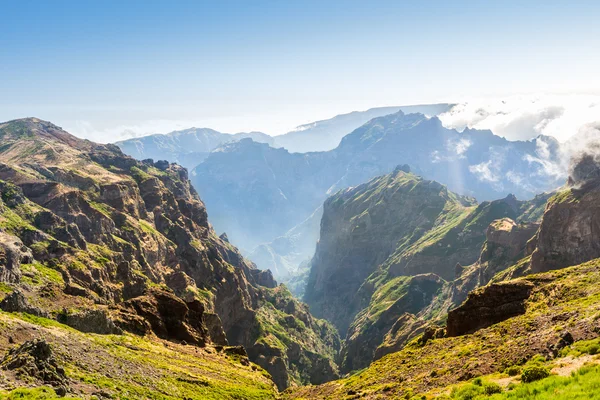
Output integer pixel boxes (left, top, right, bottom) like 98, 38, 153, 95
304, 166, 475, 335
287, 148, 600, 400
0, 118, 338, 391
528, 154, 600, 274
446, 150, 600, 341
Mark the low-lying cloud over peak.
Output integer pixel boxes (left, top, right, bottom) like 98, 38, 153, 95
439, 94, 600, 142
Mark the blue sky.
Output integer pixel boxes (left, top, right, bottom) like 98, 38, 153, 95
1, 0, 599, 141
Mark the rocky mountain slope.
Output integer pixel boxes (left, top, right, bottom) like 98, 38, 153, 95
288, 259, 600, 399
0, 118, 338, 394
190, 111, 565, 282
287, 149, 600, 399
115, 127, 274, 170
304, 166, 550, 373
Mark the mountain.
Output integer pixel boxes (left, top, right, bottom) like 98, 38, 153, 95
286, 146, 600, 400
191, 111, 565, 281
303, 166, 550, 373
115, 128, 274, 170
0, 118, 339, 394
115, 105, 453, 172
273, 104, 453, 153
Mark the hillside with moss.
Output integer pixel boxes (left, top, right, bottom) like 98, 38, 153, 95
289, 257, 600, 399
0, 118, 338, 395
304, 165, 550, 373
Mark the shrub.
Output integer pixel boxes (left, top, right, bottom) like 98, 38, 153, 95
504, 365, 522, 376
521, 365, 550, 383
482, 382, 502, 395
587, 343, 600, 355
451, 384, 484, 400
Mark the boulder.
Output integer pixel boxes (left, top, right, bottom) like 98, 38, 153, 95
0, 232, 32, 283
0, 290, 49, 317
57, 308, 123, 335
1, 339, 68, 391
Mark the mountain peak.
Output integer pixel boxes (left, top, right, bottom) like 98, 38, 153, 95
0, 117, 88, 149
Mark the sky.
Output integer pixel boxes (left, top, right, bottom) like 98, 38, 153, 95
1, 0, 600, 142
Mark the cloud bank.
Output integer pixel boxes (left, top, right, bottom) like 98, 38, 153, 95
438, 94, 600, 142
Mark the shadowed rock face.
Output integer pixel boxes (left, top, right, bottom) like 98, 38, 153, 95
529, 153, 600, 274
0, 118, 339, 390
446, 281, 534, 336
0, 232, 32, 283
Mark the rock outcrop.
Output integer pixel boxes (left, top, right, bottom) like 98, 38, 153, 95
1, 339, 68, 393
446, 280, 534, 336
529, 154, 600, 274
0, 231, 32, 283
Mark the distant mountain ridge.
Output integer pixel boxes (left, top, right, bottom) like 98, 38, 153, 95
115, 104, 453, 170
273, 104, 453, 152
190, 111, 567, 281
115, 127, 274, 170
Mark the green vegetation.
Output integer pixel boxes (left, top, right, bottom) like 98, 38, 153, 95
0, 282, 13, 294
19, 263, 64, 286
366, 276, 412, 319
0, 312, 277, 400
0, 207, 37, 235
0, 387, 78, 399
88, 201, 113, 218
548, 189, 577, 206
139, 220, 160, 236
450, 378, 502, 399
492, 364, 600, 399
521, 365, 550, 383
129, 166, 152, 183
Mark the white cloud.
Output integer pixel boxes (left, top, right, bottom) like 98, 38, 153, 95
439, 94, 600, 142
469, 160, 499, 183
448, 137, 472, 157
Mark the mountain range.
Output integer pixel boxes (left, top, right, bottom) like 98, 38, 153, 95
115, 104, 453, 170
1, 117, 600, 399
115, 128, 274, 171
189, 111, 567, 283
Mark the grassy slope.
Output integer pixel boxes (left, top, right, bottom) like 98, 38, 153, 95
285, 258, 600, 399
0, 311, 277, 399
